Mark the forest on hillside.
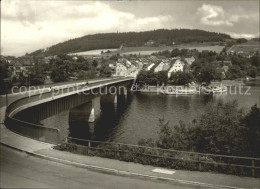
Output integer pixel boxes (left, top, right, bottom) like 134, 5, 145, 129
30, 29, 231, 56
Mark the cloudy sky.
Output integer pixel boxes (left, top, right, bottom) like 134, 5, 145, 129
1, 0, 259, 56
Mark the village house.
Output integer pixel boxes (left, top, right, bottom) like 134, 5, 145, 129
167, 59, 185, 78
127, 64, 138, 77
146, 63, 155, 71
8, 60, 34, 80
154, 59, 171, 72
184, 56, 195, 65
115, 63, 128, 77
212, 60, 232, 72
8, 61, 23, 78
211, 60, 232, 79
162, 64, 171, 72
154, 62, 165, 72
115, 58, 142, 77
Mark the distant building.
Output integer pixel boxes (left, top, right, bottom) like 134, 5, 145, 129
145, 40, 155, 46
223, 66, 229, 72
212, 60, 232, 73
184, 56, 195, 65
72, 56, 78, 61
8, 59, 34, 80
8, 61, 23, 78
127, 64, 138, 77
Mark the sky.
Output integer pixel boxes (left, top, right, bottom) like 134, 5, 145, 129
1, 0, 259, 56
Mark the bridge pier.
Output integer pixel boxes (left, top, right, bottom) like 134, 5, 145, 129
69, 96, 101, 123
100, 86, 127, 104
88, 96, 101, 122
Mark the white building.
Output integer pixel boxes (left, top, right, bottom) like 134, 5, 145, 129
115, 61, 140, 77
168, 59, 185, 78
115, 63, 128, 77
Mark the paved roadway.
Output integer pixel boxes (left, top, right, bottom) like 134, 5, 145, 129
0, 145, 192, 189
0, 77, 131, 108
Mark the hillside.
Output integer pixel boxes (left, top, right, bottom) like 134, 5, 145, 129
30, 29, 232, 56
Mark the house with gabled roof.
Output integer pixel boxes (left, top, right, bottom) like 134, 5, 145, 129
167, 59, 185, 78
185, 56, 195, 65
154, 62, 165, 72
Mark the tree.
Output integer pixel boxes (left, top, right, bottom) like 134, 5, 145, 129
236, 38, 247, 43
170, 71, 193, 85
0, 60, 10, 94
136, 70, 158, 86
246, 66, 257, 78
250, 53, 260, 67
50, 55, 72, 82
92, 60, 98, 67
189, 100, 246, 155
196, 64, 221, 84
27, 63, 48, 85
78, 70, 96, 80
99, 64, 112, 77
171, 48, 181, 57
156, 118, 173, 149
156, 71, 168, 85
136, 70, 148, 86
110, 55, 118, 61
191, 60, 219, 84
145, 71, 158, 85
225, 65, 246, 79
231, 55, 250, 71
241, 104, 260, 157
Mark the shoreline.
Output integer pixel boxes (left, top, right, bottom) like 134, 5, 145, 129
132, 79, 247, 93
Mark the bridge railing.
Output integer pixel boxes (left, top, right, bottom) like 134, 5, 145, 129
4, 116, 60, 144
5, 94, 61, 144
56, 137, 260, 177
4, 77, 134, 144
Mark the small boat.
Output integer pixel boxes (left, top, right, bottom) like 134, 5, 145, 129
201, 86, 213, 94
201, 86, 227, 94
212, 86, 228, 93
163, 88, 196, 95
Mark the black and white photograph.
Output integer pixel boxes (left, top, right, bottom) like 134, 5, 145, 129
0, 0, 260, 188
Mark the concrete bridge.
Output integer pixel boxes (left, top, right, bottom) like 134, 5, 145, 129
4, 77, 134, 144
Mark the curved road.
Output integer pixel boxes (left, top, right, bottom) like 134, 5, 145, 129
0, 145, 191, 189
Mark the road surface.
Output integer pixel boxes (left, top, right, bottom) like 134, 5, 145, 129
0, 145, 192, 189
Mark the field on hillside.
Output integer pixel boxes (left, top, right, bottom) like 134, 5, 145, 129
68, 49, 118, 56
68, 44, 225, 56
227, 41, 260, 54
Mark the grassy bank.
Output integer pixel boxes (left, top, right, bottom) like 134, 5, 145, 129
54, 139, 259, 177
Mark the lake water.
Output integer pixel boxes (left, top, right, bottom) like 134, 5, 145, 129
41, 78, 260, 144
